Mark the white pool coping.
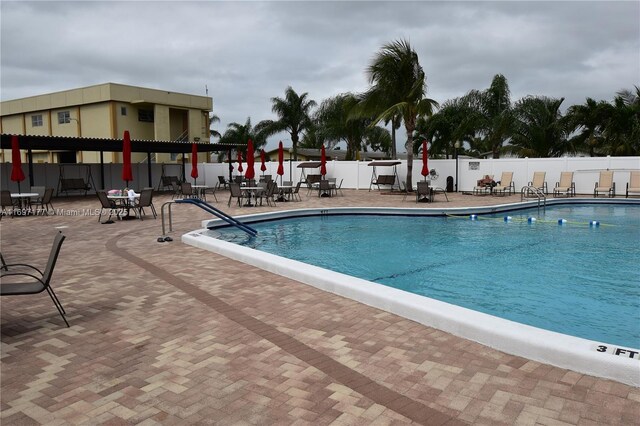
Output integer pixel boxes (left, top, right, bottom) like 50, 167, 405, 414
183, 199, 640, 387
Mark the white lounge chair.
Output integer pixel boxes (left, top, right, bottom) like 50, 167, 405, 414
594, 171, 615, 198
626, 171, 640, 198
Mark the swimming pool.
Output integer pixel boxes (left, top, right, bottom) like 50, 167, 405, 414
208, 204, 640, 349
184, 199, 640, 385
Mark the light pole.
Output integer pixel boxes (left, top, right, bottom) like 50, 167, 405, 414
454, 141, 461, 192
289, 147, 293, 183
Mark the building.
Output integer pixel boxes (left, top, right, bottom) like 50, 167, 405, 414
0, 83, 212, 164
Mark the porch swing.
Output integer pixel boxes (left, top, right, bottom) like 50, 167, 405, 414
156, 163, 182, 191
368, 160, 401, 191
56, 164, 96, 196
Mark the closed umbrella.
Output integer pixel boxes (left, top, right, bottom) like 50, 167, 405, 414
245, 139, 255, 180
421, 140, 429, 181
10, 135, 25, 193
320, 144, 327, 178
191, 143, 199, 184
122, 130, 133, 186
260, 149, 267, 175
276, 141, 284, 184
237, 150, 243, 173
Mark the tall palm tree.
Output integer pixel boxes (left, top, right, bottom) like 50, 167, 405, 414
358, 39, 438, 189
600, 88, 640, 156
255, 87, 316, 160
565, 98, 609, 156
507, 96, 571, 157
415, 98, 476, 158
461, 74, 514, 158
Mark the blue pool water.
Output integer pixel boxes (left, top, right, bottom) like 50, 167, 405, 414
212, 205, 640, 349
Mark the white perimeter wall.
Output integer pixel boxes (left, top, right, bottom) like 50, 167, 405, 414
2, 156, 639, 196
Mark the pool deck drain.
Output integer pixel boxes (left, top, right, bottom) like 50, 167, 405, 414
2, 190, 639, 425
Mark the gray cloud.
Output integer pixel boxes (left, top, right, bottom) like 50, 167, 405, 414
1, 1, 638, 152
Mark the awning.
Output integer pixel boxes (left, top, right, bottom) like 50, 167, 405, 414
0, 134, 242, 153
297, 161, 323, 168
368, 160, 402, 167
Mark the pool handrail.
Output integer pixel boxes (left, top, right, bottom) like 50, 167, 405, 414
175, 198, 258, 237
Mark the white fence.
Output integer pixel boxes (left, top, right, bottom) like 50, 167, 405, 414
1, 156, 639, 196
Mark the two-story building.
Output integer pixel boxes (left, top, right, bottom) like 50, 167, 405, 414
0, 83, 213, 164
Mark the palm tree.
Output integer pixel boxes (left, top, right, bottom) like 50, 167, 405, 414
358, 39, 438, 190
314, 93, 390, 159
255, 87, 316, 160
209, 113, 221, 139
217, 117, 267, 161
565, 98, 609, 156
507, 96, 571, 157
415, 98, 475, 158
599, 88, 640, 156
460, 74, 514, 158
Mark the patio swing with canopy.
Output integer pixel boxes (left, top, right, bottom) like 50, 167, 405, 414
368, 160, 401, 191
297, 161, 323, 186
56, 164, 96, 196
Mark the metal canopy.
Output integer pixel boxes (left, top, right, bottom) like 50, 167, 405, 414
0, 134, 242, 153
297, 161, 323, 168
367, 160, 402, 167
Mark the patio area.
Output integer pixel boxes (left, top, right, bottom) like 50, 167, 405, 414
1, 189, 639, 425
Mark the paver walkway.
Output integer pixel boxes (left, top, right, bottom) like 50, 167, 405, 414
1, 190, 639, 425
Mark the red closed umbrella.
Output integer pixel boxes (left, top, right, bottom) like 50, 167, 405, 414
245, 139, 255, 180
320, 145, 327, 177
191, 143, 199, 184
260, 149, 267, 174
276, 141, 284, 184
122, 130, 133, 185
421, 140, 429, 181
10, 135, 25, 192
237, 150, 243, 173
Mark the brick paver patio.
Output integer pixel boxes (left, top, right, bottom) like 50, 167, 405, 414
1, 189, 639, 425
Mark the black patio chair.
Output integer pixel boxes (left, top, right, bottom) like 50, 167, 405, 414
1, 190, 18, 219
33, 187, 55, 215
0, 231, 69, 327
96, 191, 120, 223
228, 183, 244, 207
134, 188, 157, 220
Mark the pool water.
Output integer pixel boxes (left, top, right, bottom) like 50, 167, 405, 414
212, 205, 640, 349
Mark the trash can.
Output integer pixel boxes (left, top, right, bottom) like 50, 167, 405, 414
446, 176, 454, 192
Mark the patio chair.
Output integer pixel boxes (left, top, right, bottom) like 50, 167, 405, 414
1, 190, 18, 219
553, 172, 575, 197
626, 171, 640, 198
30, 186, 46, 203
318, 179, 332, 197
0, 231, 69, 327
228, 183, 244, 207
263, 181, 278, 206
134, 188, 157, 220
170, 181, 182, 200
416, 181, 431, 203
181, 182, 194, 198
32, 187, 55, 216
335, 179, 344, 196
473, 175, 494, 195
492, 172, 515, 196
290, 181, 303, 201
217, 176, 229, 189
528, 172, 548, 194
96, 191, 120, 223
594, 171, 615, 198
204, 183, 219, 202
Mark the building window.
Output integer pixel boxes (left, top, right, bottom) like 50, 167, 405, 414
121, 106, 127, 116
138, 109, 154, 122
32, 114, 43, 127
58, 111, 71, 124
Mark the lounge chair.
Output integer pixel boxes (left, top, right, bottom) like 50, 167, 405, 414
0, 231, 69, 327
594, 171, 615, 198
492, 172, 515, 196
553, 172, 575, 197
528, 172, 548, 194
626, 171, 640, 198
473, 175, 493, 195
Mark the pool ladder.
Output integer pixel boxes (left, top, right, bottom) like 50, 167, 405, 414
520, 186, 547, 213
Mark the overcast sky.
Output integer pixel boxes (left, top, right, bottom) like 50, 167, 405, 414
1, 1, 638, 152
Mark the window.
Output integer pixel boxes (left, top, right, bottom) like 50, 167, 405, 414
121, 106, 127, 116
138, 109, 154, 122
58, 111, 70, 124
31, 114, 43, 127
170, 153, 179, 161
